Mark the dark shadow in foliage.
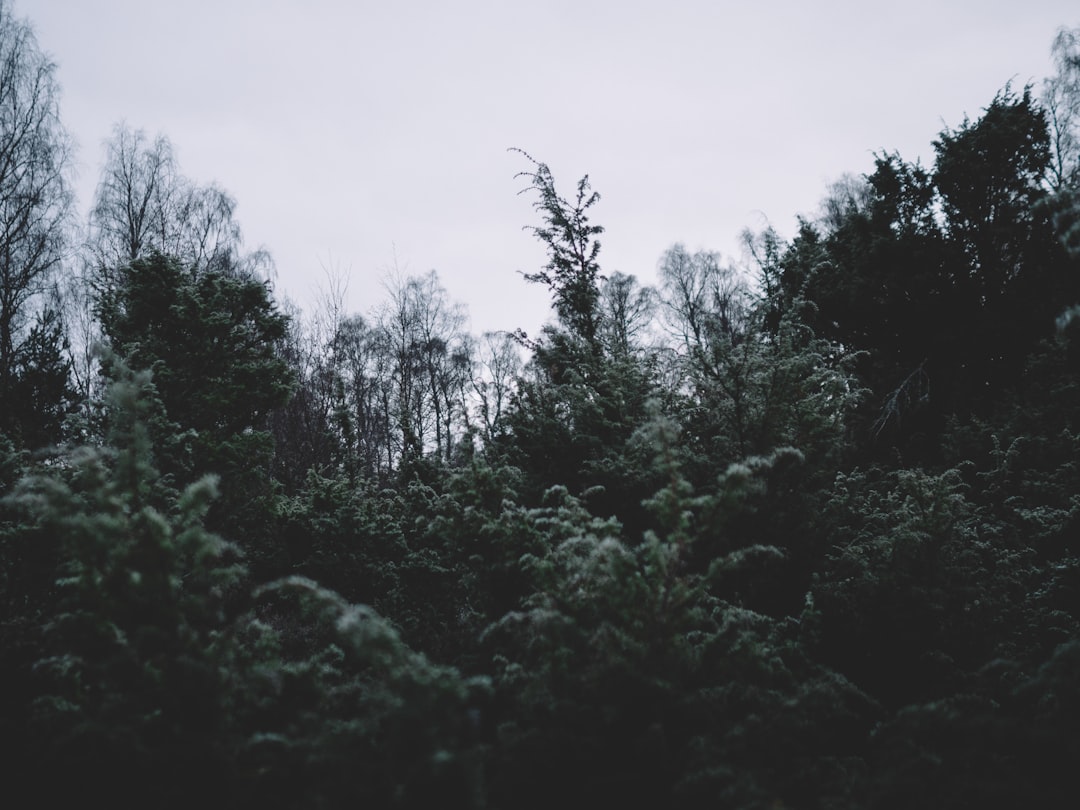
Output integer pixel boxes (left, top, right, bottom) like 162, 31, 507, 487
774, 87, 1080, 463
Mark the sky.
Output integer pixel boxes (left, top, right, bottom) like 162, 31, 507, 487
28, 0, 1080, 339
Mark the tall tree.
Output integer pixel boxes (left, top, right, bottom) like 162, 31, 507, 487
265, 297, 340, 492
787, 154, 950, 446
471, 330, 522, 445
770, 88, 1078, 456
1043, 26, 1080, 277
659, 243, 861, 476
934, 87, 1052, 304
0, 0, 72, 442
1043, 26, 1080, 190
503, 156, 658, 520
88, 124, 175, 270
598, 271, 656, 361
514, 149, 604, 348
7, 304, 76, 447
932, 86, 1075, 404
377, 270, 471, 468
97, 253, 293, 546
327, 313, 397, 479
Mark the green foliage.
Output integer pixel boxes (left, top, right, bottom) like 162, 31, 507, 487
237, 576, 486, 809
933, 87, 1075, 396
276, 455, 544, 676
275, 470, 406, 605
0, 429, 21, 494
504, 158, 662, 524
97, 252, 294, 548
1, 360, 488, 809
0, 430, 36, 775
810, 456, 1080, 706
502, 328, 660, 523
514, 149, 604, 345
1, 306, 77, 448
98, 253, 292, 438
483, 422, 869, 808
6, 364, 246, 806
934, 86, 1051, 271
660, 244, 865, 484
773, 87, 1080, 460
9, 33, 1080, 803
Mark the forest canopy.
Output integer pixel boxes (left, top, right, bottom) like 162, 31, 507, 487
3, 3, 1080, 807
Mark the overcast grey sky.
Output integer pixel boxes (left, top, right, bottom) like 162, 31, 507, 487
29, 0, 1079, 338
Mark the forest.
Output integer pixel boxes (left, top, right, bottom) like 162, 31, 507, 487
3, 3, 1080, 808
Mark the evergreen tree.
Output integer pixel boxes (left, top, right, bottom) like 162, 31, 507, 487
484, 418, 873, 808
771, 87, 1080, 458
3, 360, 487, 808
2, 305, 77, 448
5, 361, 246, 808
97, 252, 293, 549
514, 149, 605, 348
502, 154, 659, 525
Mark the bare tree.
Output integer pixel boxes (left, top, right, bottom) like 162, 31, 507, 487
1044, 26, 1080, 191
659, 245, 752, 356
87, 124, 175, 273
326, 314, 397, 479
86, 123, 267, 290
379, 270, 470, 465
658, 244, 762, 456
471, 330, 522, 443
0, 0, 72, 419
818, 173, 873, 234
598, 271, 656, 359
74, 123, 271, 401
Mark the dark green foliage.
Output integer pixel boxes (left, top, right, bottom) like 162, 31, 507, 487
811, 467, 1029, 705
514, 149, 605, 346
801, 402, 1080, 804
1, 360, 486, 810
277, 457, 540, 671
502, 327, 659, 521
934, 87, 1051, 281
10, 25, 1080, 803
482, 425, 876, 808
0, 306, 77, 448
501, 159, 667, 533
0, 429, 20, 493
777, 87, 1080, 460
275, 471, 406, 605
236, 576, 486, 810
98, 253, 292, 437
933, 87, 1074, 401
660, 242, 865, 481
97, 252, 293, 549
0, 431, 35, 780
5, 364, 246, 807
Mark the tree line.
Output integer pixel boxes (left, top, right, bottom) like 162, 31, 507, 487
3, 1, 1080, 806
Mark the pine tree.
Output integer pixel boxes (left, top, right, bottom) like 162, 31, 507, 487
7, 359, 246, 807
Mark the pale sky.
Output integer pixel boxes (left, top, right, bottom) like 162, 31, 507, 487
29, 0, 1079, 339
